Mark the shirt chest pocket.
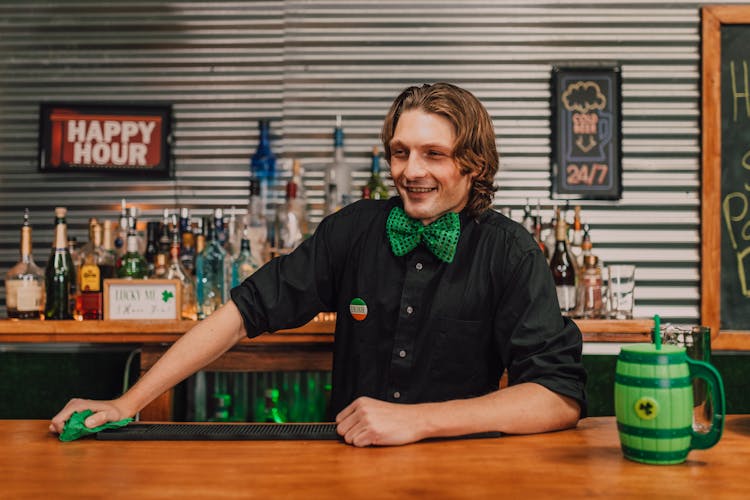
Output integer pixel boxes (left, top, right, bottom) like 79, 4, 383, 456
428, 316, 493, 393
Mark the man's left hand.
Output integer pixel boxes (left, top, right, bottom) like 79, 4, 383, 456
335, 396, 426, 447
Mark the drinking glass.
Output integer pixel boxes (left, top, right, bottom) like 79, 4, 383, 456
607, 264, 636, 319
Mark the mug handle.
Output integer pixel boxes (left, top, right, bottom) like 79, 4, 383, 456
687, 358, 726, 450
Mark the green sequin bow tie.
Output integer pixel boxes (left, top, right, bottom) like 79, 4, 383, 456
386, 206, 460, 263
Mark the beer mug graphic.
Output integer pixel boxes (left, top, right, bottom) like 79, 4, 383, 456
614, 343, 726, 465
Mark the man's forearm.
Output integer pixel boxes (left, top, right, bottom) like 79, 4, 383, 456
417, 383, 581, 439
117, 301, 247, 416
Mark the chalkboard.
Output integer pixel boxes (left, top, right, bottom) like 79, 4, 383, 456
550, 66, 622, 200
702, 6, 750, 339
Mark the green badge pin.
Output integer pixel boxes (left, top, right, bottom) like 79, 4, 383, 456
349, 298, 367, 321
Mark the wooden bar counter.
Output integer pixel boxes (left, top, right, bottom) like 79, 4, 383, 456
3, 416, 749, 498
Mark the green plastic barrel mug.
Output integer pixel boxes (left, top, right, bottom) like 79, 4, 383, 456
614, 343, 726, 465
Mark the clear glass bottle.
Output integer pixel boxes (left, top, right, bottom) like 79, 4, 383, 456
196, 208, 228, 319
5, 209, 45, 319
246, 179, 268, 265
362, 146, 390, 200
533, 215, 547, 257
274, 177, 307, 254
114, 198, 129, 258
224, 206, 243, 259
102, 219, 116, 258
549, 207, 577, 315
231, 228, 260, 288
166, 217, 197, 321
576, 254, 604, 319
45, 207, 74, 319
325, 115, 349, 214
179, 207, 196, 276
570, 205, 584, 263
521, 198, 534, 234
543, 204, 558, 260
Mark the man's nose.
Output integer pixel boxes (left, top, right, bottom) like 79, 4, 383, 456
403, 153, 427, 179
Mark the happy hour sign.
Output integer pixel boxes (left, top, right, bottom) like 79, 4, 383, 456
39, 102, 172, 176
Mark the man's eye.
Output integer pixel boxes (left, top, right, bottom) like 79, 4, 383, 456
392, 149, 407, 158
427, 150, 445, 157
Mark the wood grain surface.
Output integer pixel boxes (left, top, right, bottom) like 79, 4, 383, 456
3, 416, 749, 498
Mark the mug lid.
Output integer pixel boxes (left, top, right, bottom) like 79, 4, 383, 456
619, 343, 686, 363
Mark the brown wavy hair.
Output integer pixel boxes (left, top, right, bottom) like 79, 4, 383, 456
381, 82, 499, 217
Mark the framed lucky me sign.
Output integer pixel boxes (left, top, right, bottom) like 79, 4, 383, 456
551, 66, 622, 200
38, 102, 172, 177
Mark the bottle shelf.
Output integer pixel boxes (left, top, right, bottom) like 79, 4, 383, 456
0, 316, 652, 344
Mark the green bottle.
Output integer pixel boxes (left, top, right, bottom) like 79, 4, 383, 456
44, 207, 74, 319
117, 226, 148, 279
263, 388, 285, 423
362, 146, 390, 200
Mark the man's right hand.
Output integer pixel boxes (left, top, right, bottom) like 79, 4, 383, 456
49, 398, 133, 435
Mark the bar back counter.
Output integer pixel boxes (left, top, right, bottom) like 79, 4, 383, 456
4, 317, 749, 421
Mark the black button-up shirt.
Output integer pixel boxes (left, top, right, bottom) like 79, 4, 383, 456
231, 198, 587, 418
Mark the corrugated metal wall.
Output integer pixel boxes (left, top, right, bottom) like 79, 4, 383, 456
1, 0, 736, 321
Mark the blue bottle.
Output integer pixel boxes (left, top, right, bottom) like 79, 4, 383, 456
250, 119, 276, 211
250, 119, 276, 248
196, 208, 228, 319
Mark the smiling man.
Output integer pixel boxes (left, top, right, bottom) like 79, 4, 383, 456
51, 83, 586, 446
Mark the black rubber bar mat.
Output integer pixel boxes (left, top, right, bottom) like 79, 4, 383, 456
96, 422, 340, 441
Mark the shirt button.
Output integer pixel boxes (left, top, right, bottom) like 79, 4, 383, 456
415, 262, 423, 271
406, 306, 414, 315
393, 391, 401, 399
399, 350, 407, 358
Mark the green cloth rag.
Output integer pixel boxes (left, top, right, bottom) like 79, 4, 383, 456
59, 409, 133, 442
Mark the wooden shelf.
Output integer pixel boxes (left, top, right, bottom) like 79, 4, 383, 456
0, 317, 653, 344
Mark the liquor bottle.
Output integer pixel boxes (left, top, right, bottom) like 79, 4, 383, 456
246, 179, 268, 265
196, 208, 228, 319
570, 205, 584, 262
144, 221, 160, 276
578, 223, 593, 269
114, 198, 128, 258
195, 217, 207, 256
5, 209, 45, 319
102, 220, 116, 258
362, 146, 389, 200
543, 204, 558, 260
549, 209, 577, 315
151, 237, 169, 279
273, 175, 308, 254
250, 119, 276, 220
45, 207, 74, 319
325, 115, 350, 215
78, 220, 115, 320
166, 216, 197, 320
290, 159, 310, 238
521, 198, 534, 234
179, 208, 196, 275
231, 228, 260, 287
533, 215, 547, 256
67, 235, 80, 319
576, 254, 604, 319
117, 215, 148, 279
224, 206, 242, 259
